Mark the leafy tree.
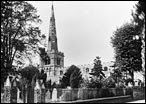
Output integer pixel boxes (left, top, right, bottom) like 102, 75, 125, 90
110, 62, 123, 87
103, 79, 116, 88
132, 1, 145, 31
44, 79, 52, 89
89, 78, 102, 88
90, 56, 105, 82
132, 1, 145, 81
37, 69, 47, 84
70, 67, 82, 88
19, 65, 39, 87
60, 65, 82, 88
111, 23, 142, 86
1, 1, 45, 86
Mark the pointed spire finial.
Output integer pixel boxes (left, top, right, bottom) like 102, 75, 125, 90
52, 1, 54, 10
35, 80, 40, 89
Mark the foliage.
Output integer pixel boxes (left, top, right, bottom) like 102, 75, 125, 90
60, 65, 82, 88
105, 80, 116, 88
88, 78, 102, 88
111, 23, 142, 86
1, 1, 45, 86
132, 1, 145, 31
18, 65, 39, 87
44, 79, 52, 89
132, 1, 145, 78
39, 47, 48, 62
80, 78, 102, 88
90, 56, 105, 82
70, 68, 82, 88
37, 69, 47, 83
102, 76, 116, 88
110, 62, 122, 84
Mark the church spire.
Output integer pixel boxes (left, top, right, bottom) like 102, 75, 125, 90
51, 1, 54, 18
48, 1, 58, 52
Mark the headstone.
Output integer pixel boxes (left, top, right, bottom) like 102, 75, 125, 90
34, 80, 41, 103
41, 84, 46, 103
25, 84, 28, 103
52, 88, 57, 102
17, 88, 23, 103
45, 90, 51, 103
11, 87, 17, 103
4, 76, 11, 103
11, 80, 17, 103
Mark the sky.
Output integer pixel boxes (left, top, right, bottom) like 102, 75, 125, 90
26, 1, 138, 67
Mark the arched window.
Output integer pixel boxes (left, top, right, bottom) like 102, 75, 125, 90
57, 57, 61, 65
104, 67, 108, 71
60, 71, 63, 75
49, 36, 51, 41
47, 68, 49, 71
45, 56, 50, 65
86, 68, 89, 73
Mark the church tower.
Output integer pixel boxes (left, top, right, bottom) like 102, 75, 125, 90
40, 2, 64, 82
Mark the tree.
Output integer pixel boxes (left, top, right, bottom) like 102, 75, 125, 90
111, 23, 142, 86
132, 1, 145, 31
132, 1, 145, 82
103, 78, 116, 88
37, 69, 47, 84
90, 56, 105, 83
70, 67, 82, 88
1, 1, 45, 86
60, 65, 82, 88
110, 62, 123, 87
19, 65, 39, 87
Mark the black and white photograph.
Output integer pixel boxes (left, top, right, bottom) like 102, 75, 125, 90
1, 1, 145, 103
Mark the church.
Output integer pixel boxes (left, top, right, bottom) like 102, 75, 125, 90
39, 3, 113, 83
39, 3, 65, 83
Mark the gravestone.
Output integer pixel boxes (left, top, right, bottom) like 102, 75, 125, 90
41, 84, 46, 103
3, 76, 11, 103
17, 88, 23, 103
45, 89, 51, 103
34, 80, 41, 103
11, 80, 17, 103
52, 88, 58, 102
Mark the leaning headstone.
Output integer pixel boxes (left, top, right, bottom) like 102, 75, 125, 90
34, 80, 41, 103
52, 88, 58, 102
4, 76, 11, 103
45, 89, 51, 103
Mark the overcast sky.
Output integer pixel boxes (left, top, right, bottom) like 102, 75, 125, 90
27, 1, 138, 67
